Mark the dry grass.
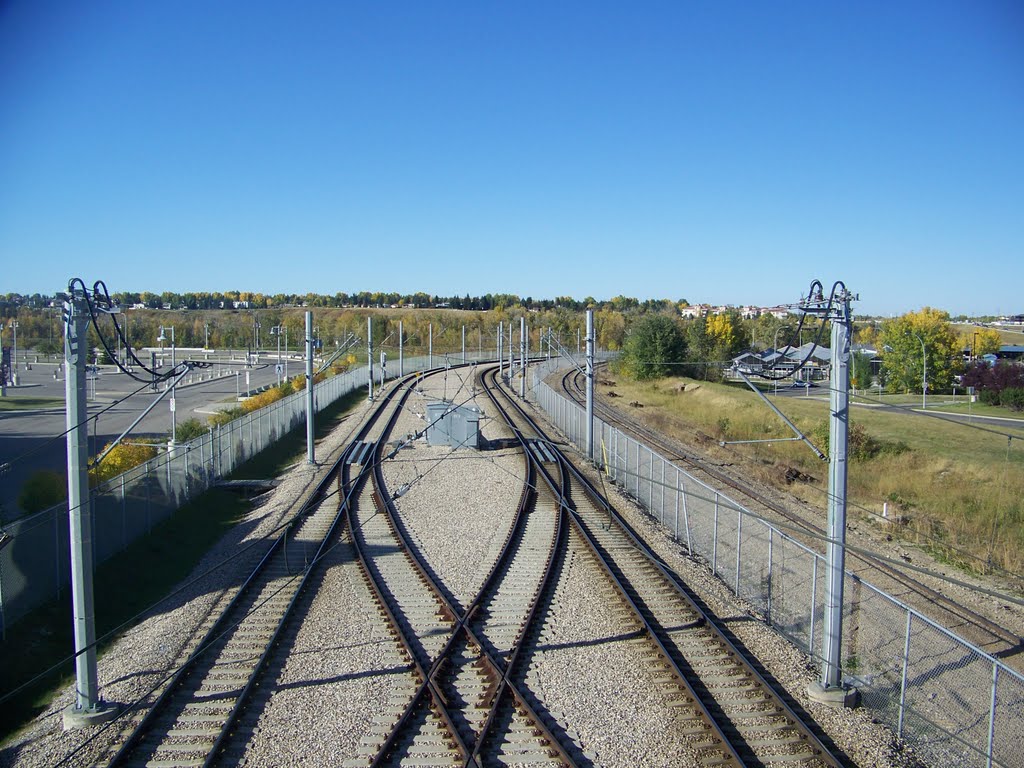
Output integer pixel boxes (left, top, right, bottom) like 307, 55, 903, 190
604, 376, 1024, 577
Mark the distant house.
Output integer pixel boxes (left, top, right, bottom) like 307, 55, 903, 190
679, 304, 709, 319
997, 345, 1024, 362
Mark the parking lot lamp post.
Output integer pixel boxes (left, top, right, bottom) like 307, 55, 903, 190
10, 320, 19, 385
158, 326, 176, 443
910, 331, 926, 410
270, 326, 282, 385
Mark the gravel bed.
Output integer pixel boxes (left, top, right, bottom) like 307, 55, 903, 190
0, 369, 933, 767
524, 545, 704, 767
238, 539, 408, 767
561, 439, 925, 768
0, 402, 370, 768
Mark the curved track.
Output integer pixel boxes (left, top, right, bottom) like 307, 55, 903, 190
104, 376, 411, 767
492, 368, 842, 767
561, 366, 1023, 664
343, 370, 577, 766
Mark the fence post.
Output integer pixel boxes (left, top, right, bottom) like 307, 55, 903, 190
735, 504, 743, 593
809, 556, 818, 655
767, 529, 774, 625
987, 662, 999, 768
121, 475, 127, 550
898, 610, 912, 737
713, 492, 720, 575
673, 468, 679, 538
681, 474, 692, 554
660, 458, 666, 526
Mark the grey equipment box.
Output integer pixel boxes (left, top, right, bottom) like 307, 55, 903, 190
425, 401, 481, 449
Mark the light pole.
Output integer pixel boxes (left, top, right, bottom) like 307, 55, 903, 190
158, 326, 176, 444
773, 325, 791, 396
270, 326, 282, 385
909, 331, 926, 409
204, 322, 210, 350
284, 324, 289, 380
10, 320, 19, 386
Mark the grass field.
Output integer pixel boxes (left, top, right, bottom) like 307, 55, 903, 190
0, 396, 63, 412
603, 374, 1024, 579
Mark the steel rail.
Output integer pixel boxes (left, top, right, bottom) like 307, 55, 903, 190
359, 366, 576, 766
506, 366, 844, 766
107, 370, 418, 767
563, 367, 1024, 654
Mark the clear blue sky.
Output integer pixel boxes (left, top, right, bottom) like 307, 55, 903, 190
2, 1, 1021, 316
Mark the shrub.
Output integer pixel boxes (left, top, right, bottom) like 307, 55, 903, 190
174, 418, 208, 443
1003, 388, 1024, 412
812, 420, 906, 462
89, 442, 159, 486
18, 470, 67, 514
208, 407, 245, 427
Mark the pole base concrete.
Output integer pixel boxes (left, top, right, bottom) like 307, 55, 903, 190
807, 681, 860, 709
62, 701, 119, 730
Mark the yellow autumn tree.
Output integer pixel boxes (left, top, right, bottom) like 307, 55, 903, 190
705, 313, 736, 351
963, 327, 1002, 357
89, 442, 159, 486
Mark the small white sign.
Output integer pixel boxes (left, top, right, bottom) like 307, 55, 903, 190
169, 398, 176, 412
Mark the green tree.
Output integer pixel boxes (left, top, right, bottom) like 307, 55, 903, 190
850, 351, 874, 392
880, 308, 961, 395
621, 314, 686, 380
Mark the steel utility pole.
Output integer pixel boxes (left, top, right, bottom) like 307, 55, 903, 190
519, 317, 526, 398
428, 323, 433, 368
399, 320, 404, 377
462, 325, 466, 364
367, 316, 373, 401
62, 286, 118, 728
498, 322, 503, 378
305, 311, 315, 464
586, 308, 595, 461
805, 281, 859, 708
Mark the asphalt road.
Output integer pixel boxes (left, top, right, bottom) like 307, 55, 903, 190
0, 352, 289, 520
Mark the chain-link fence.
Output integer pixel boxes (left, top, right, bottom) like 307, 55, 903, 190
530, 359, 1023, 768
0, 351, 496, 635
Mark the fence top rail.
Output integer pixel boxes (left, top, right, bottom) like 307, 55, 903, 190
535, 376, 1024, 685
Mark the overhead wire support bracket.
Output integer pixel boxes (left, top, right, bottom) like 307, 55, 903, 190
730, 368, 826, 460
89, 362, 196, 469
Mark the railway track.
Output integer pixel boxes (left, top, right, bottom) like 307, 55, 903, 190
101, 376, 412, 767
490, 368, 842, 767
560, 366, 1024, 664
345, 369, 577, 765
80, 361, 865, 766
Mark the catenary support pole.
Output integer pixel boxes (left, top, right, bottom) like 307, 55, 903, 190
62, 286, 117, 728
823, 291, 851, 688
498, 321, 503, 378
399, 319, 404, 377
462, 325, 466, 364
428, 323, 433, 368
807, 282, 858, 708
519, 316, 526, 398
367, 316, 373, 401
305, 311, 315, 464
586, 308, 595, 462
